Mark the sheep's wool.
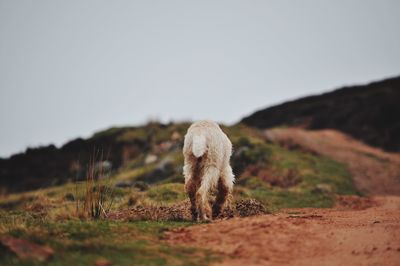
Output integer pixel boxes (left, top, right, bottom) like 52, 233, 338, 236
183, 120, 234, 221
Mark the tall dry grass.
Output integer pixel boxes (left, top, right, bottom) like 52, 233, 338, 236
75, 149, 114, 219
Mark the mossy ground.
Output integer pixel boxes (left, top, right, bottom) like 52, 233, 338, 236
0, 212, 218, 266
0, 123, 359, 265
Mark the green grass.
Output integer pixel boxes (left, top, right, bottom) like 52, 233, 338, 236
251, 187, 335, 212
0, 123, 361, 265
0, 212, 220, 266
230, 131, 358, 212
146, 183, 186, 204
268, 144, 358, 195
0, 127, 358, 215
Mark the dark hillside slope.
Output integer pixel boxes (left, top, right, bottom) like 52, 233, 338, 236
241, 76, 400, 152
0, 123, 186, 193
0, 130, 143, 193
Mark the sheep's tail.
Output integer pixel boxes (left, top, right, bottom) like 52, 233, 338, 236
192, 134, 207, 158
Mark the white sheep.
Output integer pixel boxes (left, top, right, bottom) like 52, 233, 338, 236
183, 120, 235, 221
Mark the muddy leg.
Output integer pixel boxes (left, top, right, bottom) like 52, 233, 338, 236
196, 166, 219, 221
185, 178, 199, 221
213, 178, 229, 218
183, 162, 199, 221
213, 165, 234, 218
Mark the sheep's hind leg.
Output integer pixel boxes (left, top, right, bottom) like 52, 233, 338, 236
213, 165, 234, 218
196, 166, 219, 221
185, 177, 199, 221
184, 163, 199, 221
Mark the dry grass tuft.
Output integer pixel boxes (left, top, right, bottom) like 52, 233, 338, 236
75, 150, 115, 219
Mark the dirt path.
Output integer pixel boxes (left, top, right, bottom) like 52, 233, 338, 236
265, 128, 400, 195
167, 128, 400, 265
167, 196, 400, 266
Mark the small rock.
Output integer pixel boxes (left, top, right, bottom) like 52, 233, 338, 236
137, 156, 176, 183
95, 161, 112, 176
145, 154, 158, 164
171, 132, 181, 141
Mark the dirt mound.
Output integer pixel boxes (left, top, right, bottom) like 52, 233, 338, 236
235, 199, 267, 217
108, 199, 266, 221
265, 128, 400, 195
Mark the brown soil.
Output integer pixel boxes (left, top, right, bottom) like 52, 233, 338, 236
167, 196, 400, 266
167, 128, 400, 265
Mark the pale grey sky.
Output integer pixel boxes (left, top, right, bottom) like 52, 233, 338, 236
1, 1, 399, 158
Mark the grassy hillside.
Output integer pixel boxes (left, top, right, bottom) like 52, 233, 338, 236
0, 123, 359, 265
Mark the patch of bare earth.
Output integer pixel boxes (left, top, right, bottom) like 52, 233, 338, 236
166, 128, 400, 265
166, 196, 400, 266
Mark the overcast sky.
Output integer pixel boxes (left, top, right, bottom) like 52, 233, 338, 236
1, 1, 399, 158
